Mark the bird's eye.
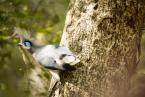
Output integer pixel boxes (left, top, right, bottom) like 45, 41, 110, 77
24, 41, 32, 47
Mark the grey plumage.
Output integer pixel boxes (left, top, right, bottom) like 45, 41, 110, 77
18, 39, 79, 70
18, 38, 80, 96
32, 45, 77, 71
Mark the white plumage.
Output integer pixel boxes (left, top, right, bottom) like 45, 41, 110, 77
18, 38, 80, 95
32, 45, 79, 70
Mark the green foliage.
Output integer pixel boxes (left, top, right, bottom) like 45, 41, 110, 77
0, 0, 69, 42
0, 0, 69, 97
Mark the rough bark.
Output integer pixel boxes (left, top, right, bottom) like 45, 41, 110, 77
19, 47, 50, 97
59, 0, 145, 97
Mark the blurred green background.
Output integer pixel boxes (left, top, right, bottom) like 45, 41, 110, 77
0, 0, 68, 97
0, 0, 145, 97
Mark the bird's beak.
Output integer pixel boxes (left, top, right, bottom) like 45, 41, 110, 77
18, 43, 23, 46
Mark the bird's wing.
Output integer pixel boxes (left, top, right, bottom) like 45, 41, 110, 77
33, 45, 79, 70
37, 56, 65, 70
33, 51, 64, 70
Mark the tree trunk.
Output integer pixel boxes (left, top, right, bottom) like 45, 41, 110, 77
60, 0, 145, 97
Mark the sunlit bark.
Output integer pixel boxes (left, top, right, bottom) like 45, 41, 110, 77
59, 0, 145, 97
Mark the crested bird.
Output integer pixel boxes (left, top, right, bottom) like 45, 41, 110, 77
17, 35, 80, 95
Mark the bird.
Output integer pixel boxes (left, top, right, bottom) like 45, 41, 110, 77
17, 35, 80, 95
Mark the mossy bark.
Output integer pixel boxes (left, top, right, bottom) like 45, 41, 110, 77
19, 47, 50, 97
59, 0, 145, 97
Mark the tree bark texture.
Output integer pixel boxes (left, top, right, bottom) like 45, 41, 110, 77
60, 0, 145, 97
19, 47, 50, 97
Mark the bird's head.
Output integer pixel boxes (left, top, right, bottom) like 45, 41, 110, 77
12, 33, 33, 50
9, 32, 33, 50
18, 39, 33, 50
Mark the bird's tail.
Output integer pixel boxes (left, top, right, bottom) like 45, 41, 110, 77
44, 63, 76, 71
62, 63, 76, 71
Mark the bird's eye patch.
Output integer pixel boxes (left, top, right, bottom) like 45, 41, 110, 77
24, 42, 31, 46
23, 41, 32, 47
